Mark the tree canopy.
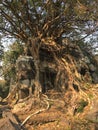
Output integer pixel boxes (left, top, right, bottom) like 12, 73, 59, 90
2, 41, 23, 82
0, 0, 98, 45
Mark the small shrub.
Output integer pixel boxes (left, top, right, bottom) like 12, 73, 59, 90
0, 80, 9, 98
76, 99, 88, 113
88, 94, 93, 99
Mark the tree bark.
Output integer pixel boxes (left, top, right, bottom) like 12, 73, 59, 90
33, 60, 42, 98
28, 38, 42, 98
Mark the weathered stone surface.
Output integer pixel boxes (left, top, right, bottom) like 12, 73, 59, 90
20, 79, 30, 86
0, 118, 18, 130
92, 73, 98, 83
16, 56, 36, 80
0, 110, 21, 130
15, 56, 36, 99
89, 64, 96, 72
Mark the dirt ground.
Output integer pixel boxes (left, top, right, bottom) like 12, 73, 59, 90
0, 88, 98, 130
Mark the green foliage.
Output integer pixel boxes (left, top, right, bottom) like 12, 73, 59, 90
0, 79, 9, 98
88, 94, 93, 99
76, 99, 88, 113
2, 41, 24, 83
0, 0, 98, 42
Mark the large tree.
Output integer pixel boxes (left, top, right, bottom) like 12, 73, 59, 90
0, 0, 98, 97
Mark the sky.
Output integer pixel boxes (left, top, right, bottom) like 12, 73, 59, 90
1, 37, 15, 51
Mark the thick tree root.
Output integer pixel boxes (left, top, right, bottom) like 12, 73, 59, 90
21, 98, 50, 126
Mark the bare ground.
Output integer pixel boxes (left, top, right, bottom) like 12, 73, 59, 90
0, 85, 98, 130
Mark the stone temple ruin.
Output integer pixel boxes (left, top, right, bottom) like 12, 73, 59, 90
10, 39, 98, 101
16, 55, 57, 99
16, 56, 36, 99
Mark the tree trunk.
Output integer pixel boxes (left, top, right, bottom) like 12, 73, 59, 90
33, 60, 42, 98
28, 38, 42, 98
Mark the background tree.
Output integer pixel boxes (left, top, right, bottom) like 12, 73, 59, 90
2, 41, 24, 84
0, 36, 4, 60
